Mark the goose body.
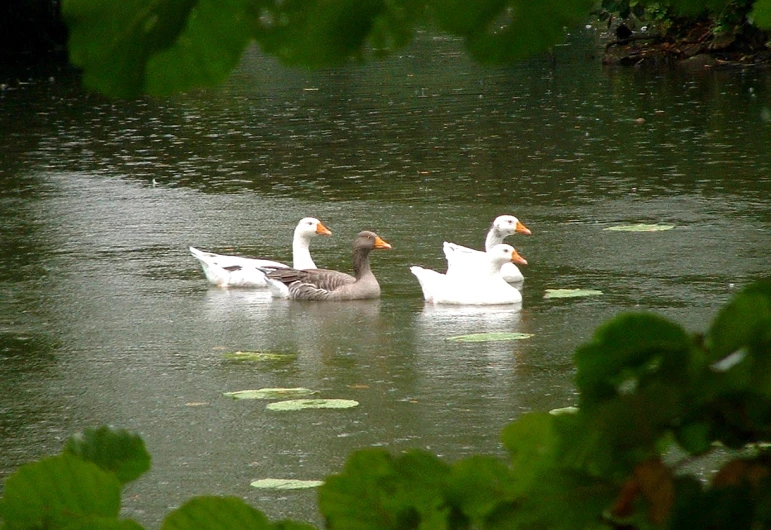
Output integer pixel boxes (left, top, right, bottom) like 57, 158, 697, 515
444, 215, 531, 283
190, 217, 331, 288
263, 231, 391, 301
411, 244, 527, 305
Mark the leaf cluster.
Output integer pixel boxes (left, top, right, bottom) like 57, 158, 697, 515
61, 0, 592, 98
1, 282, 770, 529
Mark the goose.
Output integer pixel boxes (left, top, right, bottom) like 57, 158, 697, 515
444, 215, 531, 283
262, 231, 391, 300
189, 217, 332, 288
411, 244, 527, 305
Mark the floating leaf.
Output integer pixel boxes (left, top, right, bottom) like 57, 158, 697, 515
549, 406, 579, 415
266, 399, 359, 411
250, 478, 324, 490
446, 332, 534, 343
224, 388, 315, 400
544, 289, 603, 299
603, 224, 675, 232
222, 351, 296, 362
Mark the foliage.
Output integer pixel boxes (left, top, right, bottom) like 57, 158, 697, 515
1, 282, 770, 529
599, 0, 771, 43
59, 0, 769, 98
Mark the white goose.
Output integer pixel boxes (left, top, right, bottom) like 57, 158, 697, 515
189, 217, 332, 288
443, 215, 531, 283
411, 244, 528, 305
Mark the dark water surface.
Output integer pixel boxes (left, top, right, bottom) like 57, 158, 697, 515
1, 30, 770, 527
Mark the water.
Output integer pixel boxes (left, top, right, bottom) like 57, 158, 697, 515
1, 29, 770, 527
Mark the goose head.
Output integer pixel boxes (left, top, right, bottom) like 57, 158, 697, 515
489, 244, 528, 269
492, 215, 531, 237
296, 217, 332, 238
355, 231, 392, 252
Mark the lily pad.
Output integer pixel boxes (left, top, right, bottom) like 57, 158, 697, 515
266, 399, 359, 411
222, 351, 296, 362
446, 332, 534, 343
549, 406, 579, 415
250, 478, 324, 490
223, 388, 315, 400
604, 224, 675, 232
544, 289, 604, 299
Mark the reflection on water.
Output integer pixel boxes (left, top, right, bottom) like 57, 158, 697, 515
1, 29, 770, 528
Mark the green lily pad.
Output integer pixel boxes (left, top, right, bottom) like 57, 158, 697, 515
549, 406, 579, 415
250, 478, 324, 490
544, 289, 604, 299
223, 388, 315, 400
222, 351, 296, 362
266, 399, 359, 411
446, 332, 534, 343
604, 224, 675, 232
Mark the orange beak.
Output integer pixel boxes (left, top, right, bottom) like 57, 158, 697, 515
511, 250, 527, 265
374, 236, 392, 250
316, 221, 332, 236
516, 221, 532, 235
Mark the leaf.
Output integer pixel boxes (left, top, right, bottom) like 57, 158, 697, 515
446, 332, 534, 342
549, 406, 579, 415
250, 478, 324, 490
318, 448, 452, 530
224, 388, 316, 400
447, 456, 517, 522
752, 0, 771, 29
161, 496, 272, 530
266, 399, 359, 411
574, 313, 693, 409
603, 224, 675, 232
60, 518, 146, 530
63, 426, 151, 484
63, 0, 256, 98
145, 0, 257, 96
544, 289, 603, 299
705, 281, 771, 363
256, 0, 385, 67
222, 351, 297, 362
464, 0, 596, 63
0, 453, 122, 527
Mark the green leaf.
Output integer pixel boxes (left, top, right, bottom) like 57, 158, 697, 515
145, 0, 257, 96
250, 478, 324, 490
574, 313, 694, 409
224, 388, 316, 400
161, 496, 272, 530
63, 426, 151, 484
0, 453, 122, 527
430, 0, 508, 35
752, 0, 771, 29
447, 456, 516, 522
256, 0, 386, 67
544, 289, 603, 299
705, 281, 771, 363
222, 351, 297, 362
63, 0, 198, 97
464, 0, 596, 63
319, 449, 452, 530
499, 414, 616, 529
61, 518, 146, 530
446, 332, 534, 342
501, 413, 561, 488
265, 399, 359, 411
603, 224, 675, 232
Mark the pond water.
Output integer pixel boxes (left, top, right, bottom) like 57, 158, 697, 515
1, 29, 770, 527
